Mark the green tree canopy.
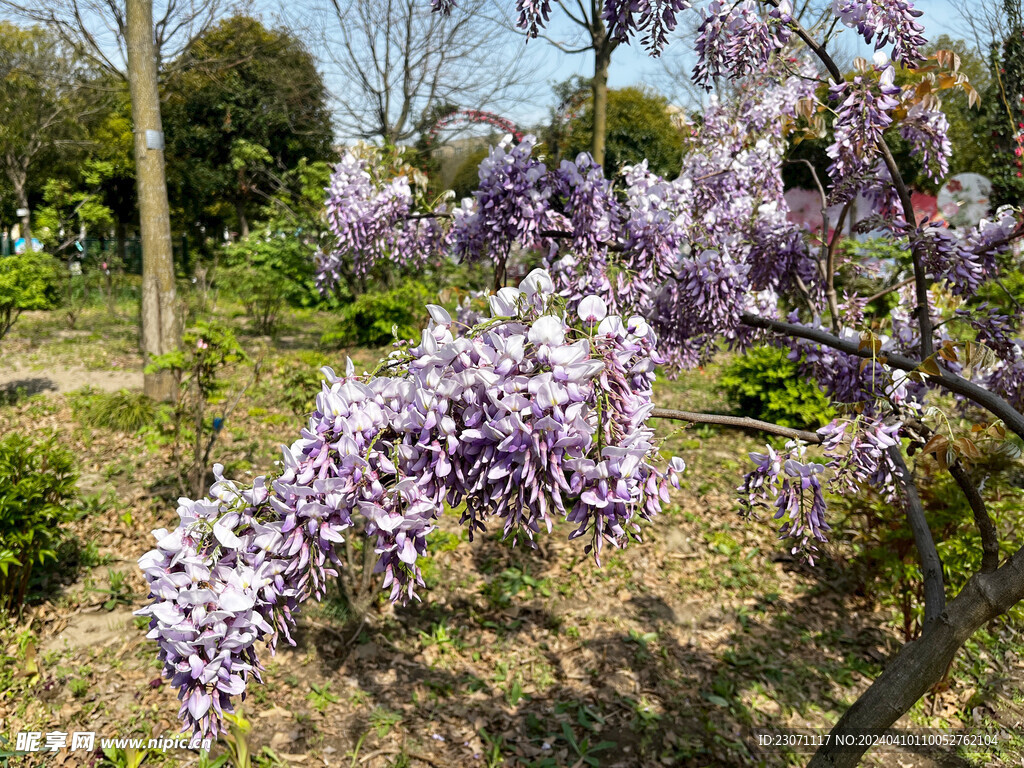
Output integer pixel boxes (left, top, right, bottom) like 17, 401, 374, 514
562, 85, 685, 178
0, 22, 98, 240
162, 15, 335, 240
983, 1, 1024, 207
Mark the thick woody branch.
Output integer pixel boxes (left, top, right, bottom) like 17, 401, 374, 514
887, 447, 945, 626
947, 462, 1000, 573
740, 312, 1024, 442
809, 543, 1024, 767
651, 407, 822, 443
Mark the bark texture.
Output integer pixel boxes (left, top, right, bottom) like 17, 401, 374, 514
809, 544, 1024, 767
591, 34, 610, 168
126, 0, 179, 401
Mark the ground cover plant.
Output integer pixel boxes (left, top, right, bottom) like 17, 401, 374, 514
0, 282, 1021, 768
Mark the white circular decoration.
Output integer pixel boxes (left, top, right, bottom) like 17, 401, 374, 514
937, 173, 992, 228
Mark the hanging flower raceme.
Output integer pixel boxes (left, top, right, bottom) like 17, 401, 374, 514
318, 151, 445, 294
738, 441, 830, 565
832, 0, 926, 66
900, 102, 951, 183
693, 0, 792, 88
451, 135, 552, 270
818, 416, 902, 502
826, 60, 901, 195
138, 269, 679, 739
601, 0, 692, 55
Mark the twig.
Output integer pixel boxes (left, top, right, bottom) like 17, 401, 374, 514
825, 200, 852, 333
651, 407, 822, 443
863, 276, 915, 305
358, 748, 445, 767
740, 312, 1024, 442
947, 463, 1000, 573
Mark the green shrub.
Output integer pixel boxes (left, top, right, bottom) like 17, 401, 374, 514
0, 252, 61, 341
217, 231, 323, 334
219, 230, 319, 306
0, 434, 78, 611
70, 388, 157, 433
322, 281, 433, 348
720, 346, 835, 429
277, 351, 332, 417
217, 264, 290, 335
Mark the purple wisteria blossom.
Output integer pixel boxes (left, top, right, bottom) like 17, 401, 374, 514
602, 0, 693, 55
452, 135, 552, 271
818, 416, 901, 502
317, 151, 444, 294
738, 442, 830, 564
827, 60, 901, 194
138, 270, 680, 739
900, 102, 952, 182
693, 0, 793, 88
832, 0, 926, 66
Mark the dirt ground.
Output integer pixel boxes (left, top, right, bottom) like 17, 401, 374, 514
0, 306, 1021, 768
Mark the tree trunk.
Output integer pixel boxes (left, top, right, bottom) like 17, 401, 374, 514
116, 219, 127, 265
235, 199, 249, 239
809, 544, 1024, 767
126, 0, 179, 402
11, 167, 31, 246
591, 35, 612, 169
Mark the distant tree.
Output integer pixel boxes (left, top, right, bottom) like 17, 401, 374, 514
1, 0, 225, 401
562, 85, 685, 177
0, 0, 223, 77
0, 23, 97, 243
321, 0, 533, 146
162, 15, 335, 239
983, 0, 1024, 207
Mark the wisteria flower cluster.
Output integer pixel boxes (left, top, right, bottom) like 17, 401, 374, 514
739, 415, 904, 563
738, 441, 830, 564
602, 0, 693, 55
826, 58, 902, 192
832, 0, 926, 66
692, 0, 792, 88
317, 150, 445, 295
137, 269, 682, 738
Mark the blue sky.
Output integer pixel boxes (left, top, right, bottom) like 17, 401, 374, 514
0, 0, 980, 139
501, 0, 972, 127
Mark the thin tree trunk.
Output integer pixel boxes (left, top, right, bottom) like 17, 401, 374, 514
11, 168, 31, 246
809, 544, 1024, 767
591, 37, 611, 169
126, 0, 179, 402
235, 199, 249, 239
116, 219, 127, 264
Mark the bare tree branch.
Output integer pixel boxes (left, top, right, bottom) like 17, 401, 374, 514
651, 407, 823, 443
740, 312, 1024, 442
310, 0, 539, 145
0, 0, 223, 80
